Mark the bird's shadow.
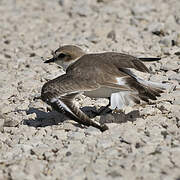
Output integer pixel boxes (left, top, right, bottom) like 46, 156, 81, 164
23, 105, 141, 128
23, 107, 63, 127
81, 106, 141, 124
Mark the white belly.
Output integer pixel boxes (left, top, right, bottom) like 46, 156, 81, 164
83, 77, 135, 110
84, 87, 119, 98
84, 88, 135, 110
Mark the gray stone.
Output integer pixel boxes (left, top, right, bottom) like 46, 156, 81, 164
107, 30, 117, 42
63, 122, 77, 131
131, 4, 154, 15
166, 70, 177, 78
0, 103, 14, 114
165, 15, 179, 32
157, 102, 173, 112
67, 131, 85, 140
72, 2, 92, 17
140, 106, 161, 116
174, 95, 180, 105
161, 47, 171, 55
3, 116, 19, 127
0, 114, 5, 132
159, 36, 172, 47
84, 126, 101, 136
158, 93, 174, 103
97, 138, 115, 149
150, 74, 168, 82
148, 22, 165, 36
18, 144, 33, 153
168, 73, 180, 83
86, 32, 99, 44
161, 61, 179, 71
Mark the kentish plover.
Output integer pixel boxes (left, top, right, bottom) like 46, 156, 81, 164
41, 45, 166, 132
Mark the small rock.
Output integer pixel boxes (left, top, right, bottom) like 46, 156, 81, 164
165, 15, 179, 31
148, 23, 165, 36
161, 47, 171, 55
72, 4, 91, 17
63, 122, 77, 131
107, 30, 117, 42
159, 36, 173, 47
158, 93, 174, 103
166, 70, 177, 77
31, 145, 48, 158
4, 53, 11, 58
140, 106, 161, 116
174, 95, 180, 105
174, 51, 180, 56
58, 0, 64, 6
160, 118, 169, 129
65, 151, 72, 156
97, 138, 114, 149
4, 116, 19, 127
157, 102, 172, 112
100, 112, 128, 124
176, 33, 180, 46
168, 73, 180, 83
161, 61, 179, 71
0, 114, 5, 132
149, 62, 162, 71
177, 119, 180, 128
4, 39, 10, 44
131, 4, 154, 15
43, 151, 55, 161
86, 33, 99, 44
29, 52, 36, 57
161, 130, 169, 139
67, 131, 85, 140
0, 103, 13, 114
84, 126, 101, 136
18, 144, 33, 153
150, 74, 168, 82
97, 0, 110, 2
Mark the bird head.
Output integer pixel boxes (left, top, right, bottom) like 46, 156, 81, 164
44, 45, 85, 71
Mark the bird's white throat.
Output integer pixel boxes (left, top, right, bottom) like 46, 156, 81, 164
55, 58, 78, 71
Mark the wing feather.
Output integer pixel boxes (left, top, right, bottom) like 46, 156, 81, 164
41, 74, 108, 132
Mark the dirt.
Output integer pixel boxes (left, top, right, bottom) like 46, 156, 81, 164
0, 0, 180, 179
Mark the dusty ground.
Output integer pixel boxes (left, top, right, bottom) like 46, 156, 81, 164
0, 0, 180, 179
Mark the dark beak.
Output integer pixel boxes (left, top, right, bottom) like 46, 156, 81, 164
44, 57, 55, 63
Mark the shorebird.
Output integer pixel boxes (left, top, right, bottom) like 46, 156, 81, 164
41, 45, 166, 132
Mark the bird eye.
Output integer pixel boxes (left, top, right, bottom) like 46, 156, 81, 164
58, 53, 66, 58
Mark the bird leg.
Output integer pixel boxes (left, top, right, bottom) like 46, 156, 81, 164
47, 97, 108, 132
93, 97, 112, 116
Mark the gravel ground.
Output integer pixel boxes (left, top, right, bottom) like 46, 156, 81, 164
0, 0, 180, 179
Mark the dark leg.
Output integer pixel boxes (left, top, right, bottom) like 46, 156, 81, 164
96, 97, 112, 115
50, 99, 108, 132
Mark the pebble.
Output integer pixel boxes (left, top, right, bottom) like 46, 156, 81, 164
168, 73, 180, 83
67, 131, 85, 140
63, 122, 77, 131
148, 22, 165, 36
107, 30, 117, 42
3, 116, 19, 127
140, 106, 161, 116
0, 115, 4, 132
174, 95, 180, 105
159, 36, 173, 47
161, 61, 179, 71
0, 103, 14, 114
150, 74, 168, 82
84, 126, 101, 136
